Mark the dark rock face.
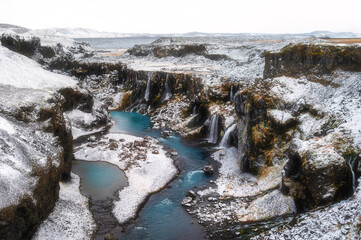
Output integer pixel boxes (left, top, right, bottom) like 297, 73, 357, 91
1, 34, 41, 58
58, 87, 94, 112
235, 90, 275, 174
127, 44, 207, 58
119, 70, 203, 111
0, 84, 105, 239
264, 44, 361, 79
0, 33, 93, 69
0, 90, 73, 239
127, 43, 231, 61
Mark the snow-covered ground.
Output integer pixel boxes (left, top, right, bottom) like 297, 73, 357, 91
256, 179, 361, 240
190, 147, 295, 225
0, 45, 76, 90
74, 133, 178, 224
0, 45, 77, 210
32, 174, 96, 240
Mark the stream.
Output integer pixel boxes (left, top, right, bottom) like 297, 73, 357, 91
74, 112, 215, 239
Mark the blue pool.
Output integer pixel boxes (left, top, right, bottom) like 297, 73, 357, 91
72, 160, 128, 200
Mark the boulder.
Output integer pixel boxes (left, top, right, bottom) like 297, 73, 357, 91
202, 165, 214, 175
283, 139, 353, 208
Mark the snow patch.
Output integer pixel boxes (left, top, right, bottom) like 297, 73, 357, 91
32, 174, 96, 240
0, 45, 76, 90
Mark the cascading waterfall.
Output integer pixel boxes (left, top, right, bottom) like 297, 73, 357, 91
230, 85, 234, 101
144, 75, 151, 102
207, 114, 219, 144
345, 154, 357, 192
163, 74, 172, 101
220, 124, 236, 148
192, 106, 197, 115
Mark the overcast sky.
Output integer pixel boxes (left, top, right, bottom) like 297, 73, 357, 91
1, 0, 360, 34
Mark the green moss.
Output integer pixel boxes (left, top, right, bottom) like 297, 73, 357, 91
320, 117, 340, 136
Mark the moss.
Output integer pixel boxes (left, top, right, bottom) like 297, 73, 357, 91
320, 117, 340, 136
119, 92, 131, 110
251, 120, 274, 149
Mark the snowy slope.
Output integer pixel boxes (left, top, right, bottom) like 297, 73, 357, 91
0, 45, 76, 90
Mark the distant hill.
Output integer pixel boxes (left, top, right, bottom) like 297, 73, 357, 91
0, 23, 29, 34
1, 24, 361, 39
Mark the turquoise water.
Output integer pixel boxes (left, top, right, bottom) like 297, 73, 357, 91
72, 160, 128, 200
110, 111, 212, 240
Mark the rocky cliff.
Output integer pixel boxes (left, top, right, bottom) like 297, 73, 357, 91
264, 44, 361, 78
0, 43, 108, 239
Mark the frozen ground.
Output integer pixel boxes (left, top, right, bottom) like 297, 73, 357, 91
0, 45, 76, 90
74, 133, 178, 224
32, 174, 96, 240
255, 179, 361, 240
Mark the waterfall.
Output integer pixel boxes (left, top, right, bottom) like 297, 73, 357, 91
230, 85, 234, 101
144, 75, 151, 102
192, 105, 197, 115
220, 124, 236, 148
163, 74, 172, 101
345, 155, 357, 192
207, 114, 219, 144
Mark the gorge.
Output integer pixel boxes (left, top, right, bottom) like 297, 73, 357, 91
0, 27, 360, 240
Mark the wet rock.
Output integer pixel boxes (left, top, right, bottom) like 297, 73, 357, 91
182, 197, 195, 207
203, 165, 214, 175
186, 190, 197, 199
171, 150, 178, 156
104, 233, 117, 240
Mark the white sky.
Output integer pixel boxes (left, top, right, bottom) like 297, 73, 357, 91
1, 0, 361, 34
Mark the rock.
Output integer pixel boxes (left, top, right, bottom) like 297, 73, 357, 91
104, 233, 117, 240
186, 190, 197, 199
237, 190, 296, 222
171, 150, 178, 156
0, 86, 74, 239
109, 142, 118, 150
203, 165, 214, 175
152, 150, 159, 154
89, 135, 97, 142
284, 139, 353, 208
263, 44, 361, 79
182, 197, 194, 207
267, 109, 296, 130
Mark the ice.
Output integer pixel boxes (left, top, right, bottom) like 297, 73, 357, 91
32, 174, 96, 240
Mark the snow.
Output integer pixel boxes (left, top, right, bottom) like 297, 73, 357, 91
74, 133, 177, 224
269, 72, 361, 150
256, 179, 361, 239
0, 112, 64, 209
237, 190, 296, 222
0, 163, 34, 209
268, 109, 294, 125
113, 150, 177, 223
0, 116, 16, 134
0, 45, 76, 90
32, 174, 96, 240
